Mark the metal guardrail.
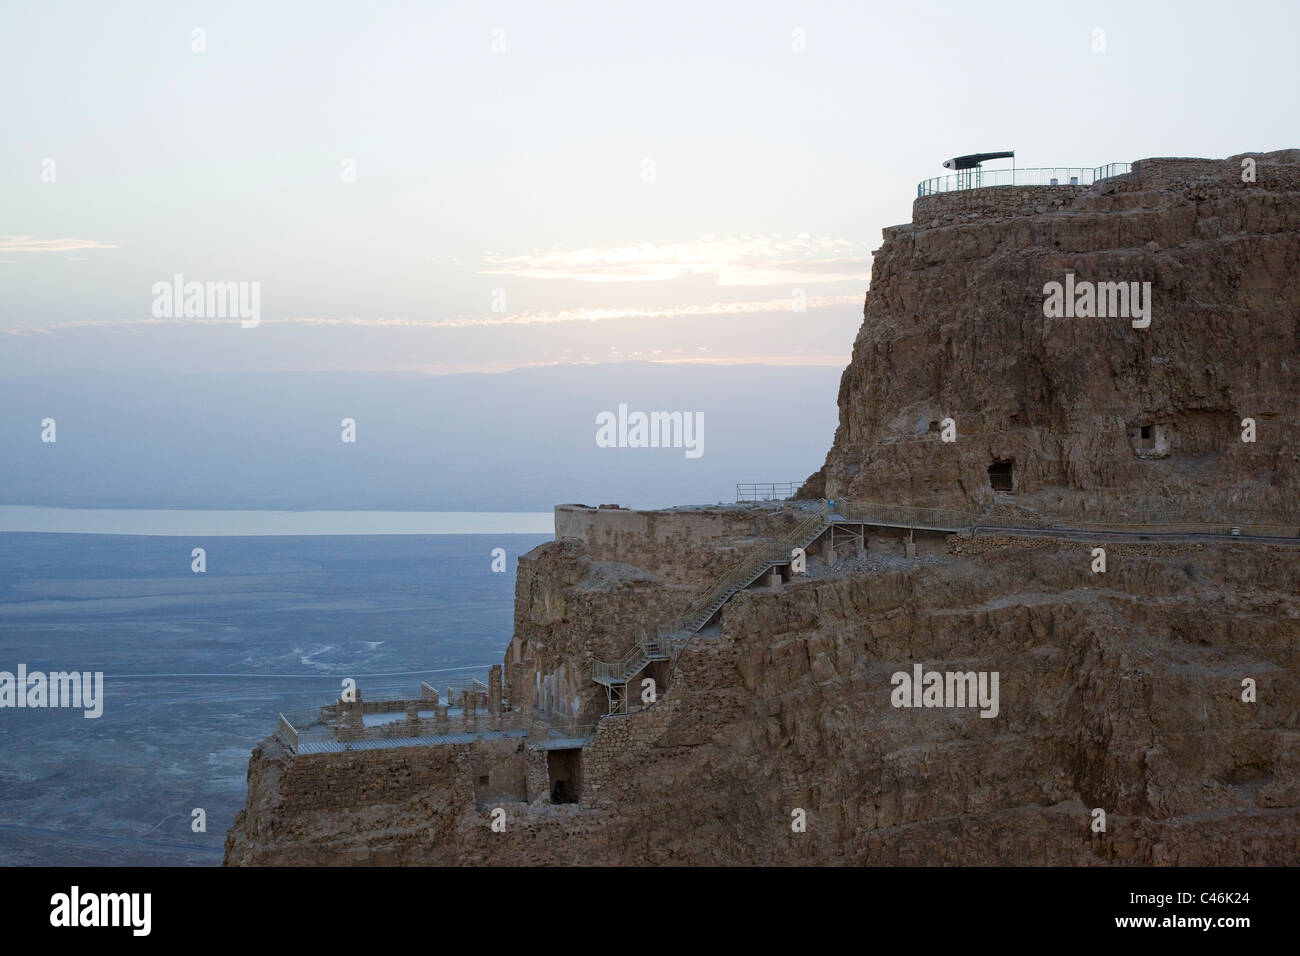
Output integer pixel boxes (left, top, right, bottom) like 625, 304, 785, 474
676, 500, 831, 633
591, 500, 832, 685
736, 482, 800, 501
591, 495, 1297, 691
591, 637, 667, 684
278, 713, 299, 751
585, 493, 1298, 731
832, 498, 1298, 538
1093, 162, 1132, 181
916, 163, 1132, 198
287, 706, 538, 753
832, 499, 974, 530
530, 713, 599, 741
278, 707, 335, 752
280, 708, 328, 729
281, 494, 1296, 751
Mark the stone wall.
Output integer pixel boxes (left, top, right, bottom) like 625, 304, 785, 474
554, 502, 809, 584
224, 732, 559, 864
507, 537, 688, 720
510, 502, 821, 720
913, 184, 1088, 224
909, 152, 1300, 226
1133, 153, 1300, 190
471, 736, 532, 808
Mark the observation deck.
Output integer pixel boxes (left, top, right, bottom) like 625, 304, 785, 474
917, 162, 1132, 197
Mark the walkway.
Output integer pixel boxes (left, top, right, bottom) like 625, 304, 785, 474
590, 500, 832, 713
295, 728, 527, 755
589, 496, 1298, 713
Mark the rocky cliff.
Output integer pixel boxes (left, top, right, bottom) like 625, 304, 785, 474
225, 153, 1300, 866
226, 530, 1300, 865
800, 152, 1300, 520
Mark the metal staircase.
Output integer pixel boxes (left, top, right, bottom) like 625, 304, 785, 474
589, 494, 1300, 715
590, 637, 673, 715
591, 499, 831, 713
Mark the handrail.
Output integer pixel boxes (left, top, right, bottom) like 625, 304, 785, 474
586, 492, 1297, 728
591, 494, 1297, 688
592, 499, 833, 683
591, 639, 656, 683
736, 482, 800, 501
833, 499, 974, 530
832, 498, 1298, 537
279, 713, 299, 752
916, 162, 1132, 198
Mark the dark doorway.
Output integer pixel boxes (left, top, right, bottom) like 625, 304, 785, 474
547, 748, 581, 804
988, 460, 1014, 492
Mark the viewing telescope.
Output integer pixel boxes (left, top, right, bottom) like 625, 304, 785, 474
940, 150, 1015, 189
943, 150, 1015, 170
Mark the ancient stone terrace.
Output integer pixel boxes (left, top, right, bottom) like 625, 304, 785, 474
277, 671, 592, 756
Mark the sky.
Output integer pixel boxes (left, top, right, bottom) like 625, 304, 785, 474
2, 0, 1298, 376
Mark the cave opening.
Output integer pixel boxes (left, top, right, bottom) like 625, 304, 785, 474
1127, 423, 1171, 458
547, 748, 581, 804
988, 460, 1014, 492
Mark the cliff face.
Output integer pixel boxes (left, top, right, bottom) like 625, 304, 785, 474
508, 503, 810, 722
802, 152, 1300, 519
227, 532, 1300, 865
225, 152, 1300, 866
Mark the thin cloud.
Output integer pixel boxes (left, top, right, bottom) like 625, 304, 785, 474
480, 234, 868, 285
5, 294, 862, 335
0, 236, 120, 253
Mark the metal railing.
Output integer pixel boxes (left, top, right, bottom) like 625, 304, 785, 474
289, 707, 535, 753
278, 713, 299, 751
329, 686, 487, 713
530, 713, 599, 741
991, 509, 1298, 538
278, 707, 335, 752
832, 499, 975, 531
832, 498, 1298, 538
589, 494, 1297, 690
736, 482, 801, 501
916, 163, 1132, 197
591, 500, 833, 684
279, 492, 1295, 751
671, 499, 830, 637
1093, 162, 1133, 182
591, 637, 667, 684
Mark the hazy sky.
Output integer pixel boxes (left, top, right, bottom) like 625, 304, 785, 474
3, 0, 1297, 375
